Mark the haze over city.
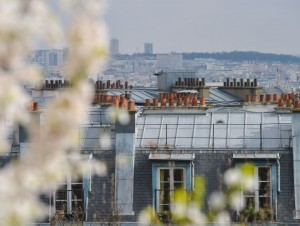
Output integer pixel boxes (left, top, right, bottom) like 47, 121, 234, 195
105, 0, 300, 55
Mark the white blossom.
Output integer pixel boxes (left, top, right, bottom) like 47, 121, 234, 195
214, 211, 231, 226
229, 191, 244, 211
0, 0, 108, 225
223, 168, 241, 187
208, 191, 226, 210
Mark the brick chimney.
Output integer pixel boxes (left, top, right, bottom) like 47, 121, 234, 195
171, 76, 210, 98
115, 107, 137, 215
219, 78, 262, 101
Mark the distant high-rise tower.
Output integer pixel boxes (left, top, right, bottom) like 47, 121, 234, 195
144, 43, 153, 54
109, 38, 119, 55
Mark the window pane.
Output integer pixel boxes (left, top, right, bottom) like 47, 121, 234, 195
159, 190, 170, 212
56, 190, 67, 200
160, 169, 170, 182
72, 200, 84, 211
174, 169, 184, 182
160, 182, 170, 191
56, 201, 67, 211
72, 189, 83, 202
160, 204, 170, 212
259, 182, 271, 196
245, 196, 255, 208
258, 167, 270, 181
174, 182, 184, 190
72, 183, 83, 190
259, 197, 270, 208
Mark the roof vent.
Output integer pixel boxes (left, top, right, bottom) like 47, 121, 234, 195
216, 120, 224, 124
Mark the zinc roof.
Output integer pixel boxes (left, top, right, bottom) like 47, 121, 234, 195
136, 110, 292, 151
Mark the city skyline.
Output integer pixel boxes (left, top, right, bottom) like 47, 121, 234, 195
105, 0, 300, 55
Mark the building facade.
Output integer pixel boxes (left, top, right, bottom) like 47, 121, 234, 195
2, 77, 300, 224
109, 38, 120, 55
144, 43, 153, 55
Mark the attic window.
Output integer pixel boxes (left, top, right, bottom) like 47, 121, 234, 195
216, 120, 224, 124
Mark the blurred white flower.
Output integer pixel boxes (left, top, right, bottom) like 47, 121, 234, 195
99, 131, 111, 149
0, 0, 108, 224
172, 202, 187, 218
242, 175, 255, 192
118, 109, 130, 125
208, 191, 226, 210
223, 168, 241, 187
0, 77, 29, 123
214, 211, 231, 226
138, 208, 152, 226
229, 191, 244, 211
107, 106, 130, 125
91, 160, 107, 176
187, 204, 206, 225
0, 124, 10, 153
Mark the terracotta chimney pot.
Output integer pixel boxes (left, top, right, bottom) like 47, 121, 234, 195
120, 99, 128, 109
252, 95, 258, 102
294, 100, 298, 109
128, 100, 135, 110
260, 94, 264, 102
245, 95, 250, 103
145, 99, 151, 106
184, 97, 189, 106
297, 100, 300, 109
161, 98, 167, 106
114, 98, 119, 108
106, 95, 112, 103
192, 97, 198, 106
177, 98, 182, 106
159, 93, 163, 101
169, 98, 174, 107
33, 102, 38, 111
266, 94, 271, 102
283, 94, 287, 101
286, 99, 292, 108
273, 93, 278, 102
200, 97, 206, 106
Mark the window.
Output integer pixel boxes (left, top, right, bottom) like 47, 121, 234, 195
49, 154, 93, 221
239, 163, 277, 221
55, 178, 84, 214
152, 161, 192, 213
244, 166, 272, 210
157, 167, 185, 212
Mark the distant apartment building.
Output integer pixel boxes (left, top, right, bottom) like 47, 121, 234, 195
27, 49, 67, 78
156, 53, 183, 70
144, 42, 153, 54
109, 38, 119, 55
28, 49, 65, 68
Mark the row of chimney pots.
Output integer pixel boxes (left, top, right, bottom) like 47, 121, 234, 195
173, 77, 206, 87
145, 96, 206, 107
95, 80, 130, 90
94, 94, 135, 110
224, 78, 258, 88
42, 80, 71, 89
245, 93, 300, 108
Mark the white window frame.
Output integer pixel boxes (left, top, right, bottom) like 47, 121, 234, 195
243, 166, 272, 211
156, 166, 186, 212
53, 175, 84, 214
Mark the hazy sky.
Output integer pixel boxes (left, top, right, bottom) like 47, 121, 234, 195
105, 0, 300, 55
